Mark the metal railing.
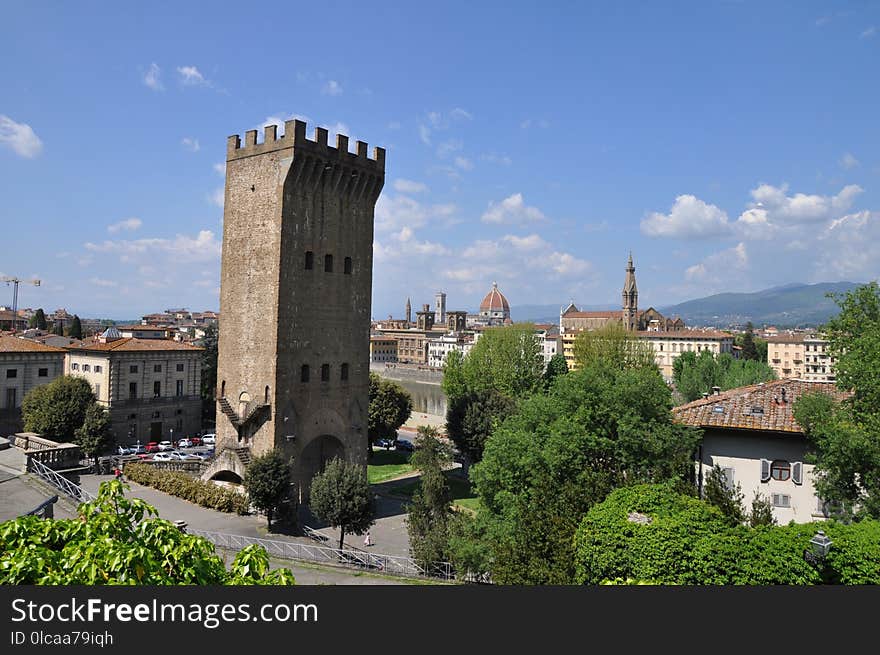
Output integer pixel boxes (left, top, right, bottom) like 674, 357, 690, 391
27, 456, 96, 504
190, 529, 454, 581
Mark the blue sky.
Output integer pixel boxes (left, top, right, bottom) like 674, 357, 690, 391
1, 1, 878, 320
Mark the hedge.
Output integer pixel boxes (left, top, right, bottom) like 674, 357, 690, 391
123, 462, 250, 514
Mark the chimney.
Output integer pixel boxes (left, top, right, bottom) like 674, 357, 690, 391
712, 386, 721, 396
781, 387, 787, 403
701, 392, 709, 399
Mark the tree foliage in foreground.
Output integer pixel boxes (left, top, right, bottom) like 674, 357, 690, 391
572, 322, 657, 372
673, 350, 776, 403
574, 483, 880, 585
21, 375, 96, 441
309, 457, 375, 551
368, 373, 413, 446
75, 403, 114, 467
406, 426, 455, 567
0, 480, 295, 585
445, 389, 516, 465
466, 362, 700, 584
243, 450, 291, 528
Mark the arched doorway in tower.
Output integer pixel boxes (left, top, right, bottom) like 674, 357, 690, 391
296, 434, 346, 504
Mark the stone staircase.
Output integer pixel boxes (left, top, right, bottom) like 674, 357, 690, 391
218, 397, 240, 428
233, 447, 251, 467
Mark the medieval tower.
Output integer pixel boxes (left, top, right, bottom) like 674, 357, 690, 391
622, 252, 639, 331
208, 119, 385, 502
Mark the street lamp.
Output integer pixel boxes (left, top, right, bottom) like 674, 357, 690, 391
804, 530, 833, 565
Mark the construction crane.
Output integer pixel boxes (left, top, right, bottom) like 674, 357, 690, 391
1, 276, 41, 332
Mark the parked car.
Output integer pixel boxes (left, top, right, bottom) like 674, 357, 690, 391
130, 443, 146, 454
185, 452, 208, 461
117, 445, 132, 455
394, 439, 414, 452
375, 438, 394, 449
136, 453, 152, 460
177, 438, 193, 449
190, 436, 202, 446
145, 442, 160, 453
201, 434, 216, 445
157, 441, 173, 451
152, 452, 173, 461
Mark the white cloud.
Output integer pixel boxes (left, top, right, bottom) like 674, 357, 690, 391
209, 187, 224, 208
143, 62, 163, 91
641, 194, 731, 239
418, 124, 432, 145
840, 153, 859, 169
685, 243, 748, 284
181, 137, 200, 152
454, 156, 473, 171
502, 234, 547, 251
861, 26, 877, 39
375, 195, 458, 233
213, 162, 226, 176
437, 140, 462, 158
0, 115, 43, 158
450, 108, 473, 121
89, 277, 119, 288
482, 153, 512, 166
321, 80, 343, 96
177, 65, 208, 86
85, 229, 222, 263
481, 193, 547, 225
736, 183, 862, 232
520, 118, 550, 129
107, 218, 142, 233
814, 211, 880, 280
393, 179, 428, 194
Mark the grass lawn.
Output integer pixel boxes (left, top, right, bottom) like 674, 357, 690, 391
367, 448, 416, 484
389, 471, 481, 513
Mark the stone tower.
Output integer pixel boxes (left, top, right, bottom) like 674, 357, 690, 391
622, 252, 639, 331
208, 119, 385, 502
405, 297, 411, 325
434, 291, 446, 325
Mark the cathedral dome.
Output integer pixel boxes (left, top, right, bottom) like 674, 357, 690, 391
479, 282, 510, 314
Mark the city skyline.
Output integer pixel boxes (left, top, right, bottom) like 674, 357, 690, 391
2, 1, 879, 319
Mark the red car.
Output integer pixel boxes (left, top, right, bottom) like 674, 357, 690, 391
190, 436, 202, 446
145, 442, 160, 453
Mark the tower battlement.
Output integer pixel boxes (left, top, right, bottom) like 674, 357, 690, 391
226, 119, 385, 171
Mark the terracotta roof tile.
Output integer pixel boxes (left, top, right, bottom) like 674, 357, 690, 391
69, 337, 203, 352
0, 335, 67, 353
673, 379, 851, 434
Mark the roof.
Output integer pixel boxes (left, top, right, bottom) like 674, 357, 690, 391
0, 334, 67, 354
765, 334, 807, 344
117, 325, 168, 331
479, 282, 510, 313
563, 310, 624, 319
69, 337, 203, 352
673, 379, 851, 434
637, 329, 733, 339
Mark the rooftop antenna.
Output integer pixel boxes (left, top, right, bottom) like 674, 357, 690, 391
1, 276, 41, 333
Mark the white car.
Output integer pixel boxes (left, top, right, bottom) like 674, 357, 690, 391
177, 438, 193, 449
202, 434, 216, 445
154, 451, 185, 461
157, 441, 173, 451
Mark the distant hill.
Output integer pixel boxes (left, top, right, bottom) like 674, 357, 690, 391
659, 282, 862, 328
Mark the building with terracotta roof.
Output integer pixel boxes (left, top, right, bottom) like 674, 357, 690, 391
474, 282, 511, 326
673, 379, 851, 524
766, 333, 835, 382
0, 335, 66, 435
639, 329, 735, 379
66, 332, 203, 444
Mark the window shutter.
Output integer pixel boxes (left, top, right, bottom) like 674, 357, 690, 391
760, 459, 771, 483
792, 461, 803, 485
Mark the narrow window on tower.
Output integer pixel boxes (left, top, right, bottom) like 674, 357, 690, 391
321, 364, 330, 382
305, 251, 314, 270
301, 365, 310, 383
324, 254, 333, 272
341, 363, 349, 381
344, 257, 352, 275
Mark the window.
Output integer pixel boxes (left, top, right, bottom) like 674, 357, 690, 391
130, 365, 138, 374
305, 251, 314, 270
6, 369, 17, 379
341, 363, 349, 381
324, 254, 333, 272
83, 365, 90, 372
321, 364, 330, 382
176, 409, 183, 415
301, 365, 310, 383
154, 364, 162, 373
71, 363, 79, 371
95, 366, 102, 373
770, 460, 791, 481
344, 257, 352, 274
153, 381, 161, 398
176, 363, 184, 372
38, 368, 48, 377
176, 380, 184, 396
129, 382, 137, 400
771, 493, 791, 508
128, 413, 137, 420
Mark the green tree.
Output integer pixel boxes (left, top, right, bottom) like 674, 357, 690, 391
445, 389, 515, 466
200, 324, 218, 425
75, 403, 113, 467
470, 362, 700, 584
21, 375, 95, 440
53, 320, 64, 336
572, 322, 657, 372
748, 491, 776, 527
673, 351, 776, 403
542, 352, 568, 389
368, 373, 413, 448
703, 464, 745, 526
442, 323, 543, 403
34, 308, 47, 330
406, 426, 454, 567
740, 322, 759, 361
243, 450, 292, 529
68, 314, 83, 340
0, 480, 296, 585
309, 457, 375, 551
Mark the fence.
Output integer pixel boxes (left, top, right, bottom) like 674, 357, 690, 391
27, 456, 96, 504
190, 529, 454, 581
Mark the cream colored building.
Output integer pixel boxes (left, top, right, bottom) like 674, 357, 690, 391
638, 330, 734, 379
803, 335, 835, 382
66, 330, 203, 444
0, 335, 66, 435
766, 333, 834, 381
369, 335, 398, 363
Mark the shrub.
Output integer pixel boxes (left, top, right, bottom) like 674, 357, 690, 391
124, 463, 249, 514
